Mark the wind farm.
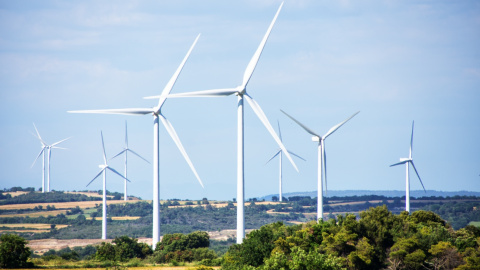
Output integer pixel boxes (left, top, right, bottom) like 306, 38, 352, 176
110, 121, 149, 202
85, 131, 130, 240
281, 110, 360, 220
31, 124, 70, 193
0, 2, 479, 264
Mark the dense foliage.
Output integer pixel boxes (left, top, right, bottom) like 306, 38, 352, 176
152, 231, 218, 264
0, 191, 100, 205
95, 236, 152, 262
0, 234, 33, 268
423, 201, 480, 229
221, 206, 480, 270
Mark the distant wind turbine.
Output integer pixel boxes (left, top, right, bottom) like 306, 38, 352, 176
110, 121, 149, 201
265, 121, 305, 202
86, 131, 130, 240
69, 34, 203, 248
146, 2, 297, 244
390, 121, 426, 213
281, 110, 359, 221
31, 123, 70, 192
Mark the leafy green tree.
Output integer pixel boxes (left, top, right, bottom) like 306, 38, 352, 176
113, 235, 152, 261
388, 237, 425, 270
95, 242, 116, 261
0, 234, 32, 268
428, 241, 463, 270
223, 222, 288, 269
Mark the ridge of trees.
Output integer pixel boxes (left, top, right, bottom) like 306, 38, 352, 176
222, 206, 480, 270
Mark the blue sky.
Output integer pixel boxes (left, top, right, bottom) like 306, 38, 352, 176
0, 0, 479, 201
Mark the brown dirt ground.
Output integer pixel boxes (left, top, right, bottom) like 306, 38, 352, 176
26, 229, 253, 255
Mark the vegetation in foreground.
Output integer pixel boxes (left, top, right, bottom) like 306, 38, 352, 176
1, 206, 479, 269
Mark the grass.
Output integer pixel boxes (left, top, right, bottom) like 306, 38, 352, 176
468, 221, 480, 227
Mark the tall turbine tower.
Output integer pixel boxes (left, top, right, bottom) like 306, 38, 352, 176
281, 110, 359, 221
390, 121, 426, 213
110, 121, 149, 201
69, 35, 203, 249
31, 123, 70, 192
86, 131, 129, 240
265, 121, 305, 202
148, 2, 297, 244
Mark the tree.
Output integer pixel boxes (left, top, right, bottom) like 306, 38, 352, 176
428, 241, 463, 270
0, 234, 32, 268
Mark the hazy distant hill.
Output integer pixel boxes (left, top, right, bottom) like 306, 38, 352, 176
260, 190, 480, 200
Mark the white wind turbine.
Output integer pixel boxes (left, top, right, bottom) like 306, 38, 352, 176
281, 110, 359, 221
31, 123, 70, 192
86, 131, 130, 240
110, 121, 149, 201
265, 121, 305, 202
146, 2, 298, 244
68, 34, 203, 248
390, 121, 426, 213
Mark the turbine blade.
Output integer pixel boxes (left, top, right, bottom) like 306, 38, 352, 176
51, 146, 68, 150
110, 149, 127, 161
245, 94, 298, 172
145, 88, 238, 99
86, 169, 105, 187
107, 167, 131, 182
265, 150, 282, 165
31, 148, 45, 168
32, 123, 47, 146
51, 137, 71, 147
127, 149, 150, 164
155, 34, 201, 111
323, 111, 360, 139
390, 160, 408, 167
410, 121, 414, 159
100, 131, 107, 164
410, 161, 426, 192
241, 2, 283, 89
68, 108, 154, 115
280, 109, 320, 137
125, 121, 128, 147
158, 114, 204, 188
277, 120, 282, 142
287, 150, 306, 161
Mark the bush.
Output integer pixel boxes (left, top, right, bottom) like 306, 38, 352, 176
0, 234, 33, 268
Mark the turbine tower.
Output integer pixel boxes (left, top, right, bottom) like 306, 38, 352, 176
390, 121, 426, 213
31, 123, 70, 192
265, 121, 305, 202
69, 34, 204, 249
86, 131, 130, 240
110, 121, 149, 201
281, 110, 359, 221
148, 2, 297, 244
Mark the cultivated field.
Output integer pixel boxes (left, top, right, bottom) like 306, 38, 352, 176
0, 200, 127, 211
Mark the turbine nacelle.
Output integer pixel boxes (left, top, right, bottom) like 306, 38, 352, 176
399, 158, 411, 162
312, 136, 321, 142
99, 164, 107, 169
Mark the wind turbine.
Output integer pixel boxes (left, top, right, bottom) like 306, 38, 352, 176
31, 123, 70, 192
265, 121, 305, 202
86, 131, 130, 240
147, 2, 297, 244
110, 121, 149, 201
68, 34, 203, 248
281, 110, 359, 221
390, 121, 426, 213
